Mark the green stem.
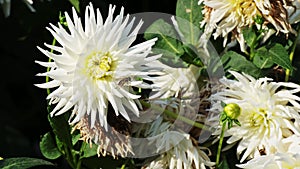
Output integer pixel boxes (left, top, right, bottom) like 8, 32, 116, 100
120, 158, 132, 169
46, 38, 56, 95
249, 36, 257, 61
76, 159, 82, 169
120, 164, 126, 169
140, 101, 211, 131
216, 122, 226, 168
285, 27, 300, 82
62, 145, 77, 169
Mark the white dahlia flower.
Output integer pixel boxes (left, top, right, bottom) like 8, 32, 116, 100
237, 132, 300, 168
149, 62, 199, 99
209, 71, 300, 162
199, 0, 298, 51
144, 131, 214, 169
36, 3, 161, 131
143, 118, 214, 169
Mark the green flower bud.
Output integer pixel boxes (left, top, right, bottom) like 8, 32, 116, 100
224, 103, 241, 120
254, 15, 264, 25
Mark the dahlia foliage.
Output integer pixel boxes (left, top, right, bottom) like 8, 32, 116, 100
3, 0, 299, 168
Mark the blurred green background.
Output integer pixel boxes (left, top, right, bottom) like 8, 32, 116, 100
0, 0, 174, 168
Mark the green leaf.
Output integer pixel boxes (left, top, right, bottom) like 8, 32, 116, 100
221, 101, 226, 108
0, 157, 53, 169
69, 0, 80, 13
175, 0, 203, 45
253, 47, 274, 69
48, 114, 73, 149
221, 51, 262, 78
152, 48, 189, 68
269, 43, 293, 70
144, 19, 186, 67
181, 44, 204, 67
40, 132, 62, 160
72, 131, 81, 146
81, 142, 98, 158
218, 156, 230, 169
242, 27, 257, 47
144, 19, 184, 55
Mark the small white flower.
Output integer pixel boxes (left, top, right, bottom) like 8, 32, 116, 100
209, 71, 300, 162
36, 3, 160, 131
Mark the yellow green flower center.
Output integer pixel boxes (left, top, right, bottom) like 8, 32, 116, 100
228, 0, 261, 23
249, 108, 268, 127
85, 52, 115, 80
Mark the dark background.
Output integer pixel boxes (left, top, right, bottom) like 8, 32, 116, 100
0, 0, 175, 166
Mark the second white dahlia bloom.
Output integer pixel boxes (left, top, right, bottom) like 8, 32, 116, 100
209, 71, 300, 162
36, 3, 161, 131
143, 118, 214, 169
149, 62, 199, 99
199, 0, 299, 51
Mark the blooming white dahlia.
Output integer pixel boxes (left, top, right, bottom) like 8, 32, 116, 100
199, 0, 297, 51
142, 118, 214, 169
144, 131, 214, 169
209, 71, 300, 162
149, 62, 199, 99
36, 3, 161, 131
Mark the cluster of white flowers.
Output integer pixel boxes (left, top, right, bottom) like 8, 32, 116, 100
209, 71, 300, 167
36, 3, 214, 168
35, 1, 300, 168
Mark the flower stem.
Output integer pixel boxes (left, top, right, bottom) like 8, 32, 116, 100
140, 101, 211, 131
285, 26, 300, 82
120, 164, 126, 169
216, 122, 226, 168
249, 34, 258, 61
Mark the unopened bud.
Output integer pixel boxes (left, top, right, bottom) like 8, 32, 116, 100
224, 103, 241, 120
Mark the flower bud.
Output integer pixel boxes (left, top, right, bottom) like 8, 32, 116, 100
224, 103, 241, 120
